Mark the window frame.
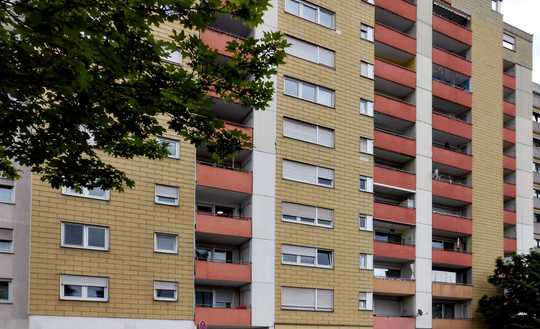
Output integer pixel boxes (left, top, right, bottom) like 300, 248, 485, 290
153, 281, 178, 301
284, 0, 336, 30
0, 182, 15, 204
154, 184, 180, 206
283, 77, 335, 108
281, 245, 333, 269
281, 202, 334, 228
503, 33, 516, 51
154, 232, 178, 254
281, 287, 334, 311
0, 228, 14, 253
0, 279, 12, 303
360, 137, 374, 155
359, 253, 374, 270
60, 222, 109, 251
158, 137, 180, 159
360, 99, 374, 117
283, 160, 335, 188
286, 36, 335, 68
360, 24, 374, 42
61, 186, 110, 201
59, 275, 109, 302
359, 176, 374, 192
359, 214, 374, 231
360, 61, 375, 79
283, 117, 335, 148
358, 292, 373, 310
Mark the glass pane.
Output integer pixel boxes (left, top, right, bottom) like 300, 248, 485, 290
196, 248, 210, 260
0, 241, 12, 252
213, 250, 227, 262
88, 187, 106, 198
156, 233, 177, 252
284, 78, 299, 96
318, 177, 333, 186
302, 4, 317, 22
215, 206, 234, 217
197, 204, 213, 214
319, 10, 334, 29
87, 227, 106, 248
161, 139, 177, 157
196, 291, 213, 307
318, 88, 334, 107
284, 0, 300, 15
157, 195, 177, 205
87, 286, 105, 298
300, 217, 316, 224
301, 83, 316, 102
317, 219, 332, 227
317, 251, 331, 266
283, 254, 297, 263
64, 284, 82, 297
319, 48, 334, 67
0, 281, 9, 300
64, 223, 83, 246
157, 289, 175, 299
0, 187, 12, 203
300, 255, 315, 264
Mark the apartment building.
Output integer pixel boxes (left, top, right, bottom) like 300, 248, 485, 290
0, 1, 537, 329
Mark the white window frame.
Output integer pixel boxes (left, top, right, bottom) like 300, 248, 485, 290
281, 202, 334, 228
360, 24, 374, 42
283, 117, 335, 148
359, 176, 374, 192
154, 232, 178, 254
158, 137, 180, 159
286, 36, 335, 67
59, 275, 109, 302
283, 77, 335, 108
284, 0, 336, 30
282, 160, 335, 188
62, 186, 110, 201
358, 292, 373, 310
360, 137, 374, 155
0, 228, 14, 253
503, 33, 516, 51
361, 61, 374, 79
0, 279, 12, 303
281, 245, 333, 268
154, 281, 178, 301
281, 287, 334, 311
491, 0, 502, 13
154, 184, 179, 206
359, 253, 374, 270
61, 222, 109, 251
360, 99, 374, 117
359, 214, 374, 231
0, 181, 15, 204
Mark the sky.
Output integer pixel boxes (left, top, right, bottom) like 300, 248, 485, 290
501, 0, 540, 83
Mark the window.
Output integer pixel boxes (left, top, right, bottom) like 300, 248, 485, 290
158, 137, 180, 159
433, 270, 457, 284
286, 36, 335, 67
364, 0, 375, 4
491, 0, 502, 13
360, 24, 374, 41
359, 254, 373, 270
61, 223, 108, 250
282, 202, 334, 228
534, 138, 540, 148
361, 61, 374, 79
0, 228, 13, 253
358, 292, 373, 310
60, 275, 108, 302
195, 290, 233, 308
360, 137, 374, 155
62, 186, 110, 200
155, 184, 179, 206
535, 213, 540, 223
196, 247, 233, 263
154, 233, 178, 254
360, 99, 374, 117
283, 160, 334, 187
535, 163, 540, 173
359, 214, 373, 231
283, 118, 334, 148
503, 33, 516, 50
433, 302, 459, 319
154, 281, 177, 301
0, 180, 15, 204
284, 77, 335, 107
536, 239, 540, 248
284, 0, 335, 29
359, 176, 373, 192
535, 189, 540, 199
282, 245, 333, 268
0, 279, 11, 303
164, 50, 182, 64
281, 287, 333, 311
533, 112, 540, 123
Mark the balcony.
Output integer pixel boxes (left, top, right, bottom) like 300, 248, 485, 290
375, 94, 415, 122
375, 59, 416, 90
374, 241, 415, 262
197, 162, 252, 194
374, 166, 415, 191
503, 74, 516, 90
195, 260, 251, 286
375, 130, 416, 158
374, 316, 415, 329
196, 212, 251, 241
432, 213, 472, 235
433, 80, 472, 109
374, 278, 415, 296
195, 307, 251, 328
432, 15, 472, 46
433, 146, 472, 172
504, 238, 517, 253
504, 155, 516, 172
200, 28, 243, 57
504, 210, 517, 225
375, 0, 416, 22
432, 113, 472, 140
224, 122, 253, 140
433, 249, 472, 268
503, 101, 516, 117
375, 23, 416, 56
503, 128, 516, 145
504, 183, 516, 199
433, 180, 472, 204
432, 282, 473, 300
374, 202, 415, 226
433, 319, 472, 329
433, 48, 471, 77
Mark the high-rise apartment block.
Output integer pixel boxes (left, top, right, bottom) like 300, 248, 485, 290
1, 0, 538, 329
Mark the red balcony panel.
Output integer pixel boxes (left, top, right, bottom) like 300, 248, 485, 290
197, 163, 252, 194
433, 319, 473, 329
374, 316, 416, 329
195, 307, 251, 328
432, 113, 472, 140
375, 0, 417, 22
432, 146, 472, 172
433, 15, 472, 46
196, 213, 252, 239
504, 183, 516, 198
224, 122, 253, 140
432, 213, 472, 235
375, 24, 416, 55
504, 210, 517, 225
503, 101, 516, 116
375, 130, 416, 157
503, 74, 516, 90
504, 238, 517, 253
433, 48, 471, 76
195, 260, 251, 284
200, 28, 241, 57
433, 180, 472, 203
374, 202, 416, 226
374, 241, 415, 261
374, 94, 416, 122
503, 128, 516, 144
433, 249, 472, 267
433, 80, 472, 108
504, 156, 516, 171
375, 59, 416, 89
374, 166, 416, 190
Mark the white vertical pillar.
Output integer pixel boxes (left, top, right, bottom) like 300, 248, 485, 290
415, 1, 433, 328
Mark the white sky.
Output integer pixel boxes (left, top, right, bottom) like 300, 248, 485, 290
501, 0, 540, 83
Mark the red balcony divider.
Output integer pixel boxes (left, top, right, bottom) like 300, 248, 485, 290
433, 48, 472, 77
433, 15, 472, 46
433, 180, 472, 203
503, 101, 516, 116
504, 210, 516, 225
433, 80, 472, 108
503, 128, 516, 144
374, 94, 416, 122
503, 155, 516, 171
375, 59, 416, 89
432, 113, 472, 140
197, 163, 252, 194
503, 74, 516, 90
196, 213, 252, 239
375, 24, 416, 55
433, 249, 472, 267
374, 241, 415, 261
432, 213, 472, 235
195, 307, 251, 327
504, 183, 516, 198
375, 130, 416, 157
374, 202, 416, 226
432, 146, 472, 172
375, 0, 417, 21
374, 166, 416, 190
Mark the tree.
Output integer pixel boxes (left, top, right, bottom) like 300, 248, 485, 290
478, 251, 540, 329
0, 0, 286, 191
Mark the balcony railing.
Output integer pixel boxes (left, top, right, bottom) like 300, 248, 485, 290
195, 306, 251, 328
195, 260, 251, 284
432, 282, 473, 300
432, 14, 472, 46
433, 113, 472, 140
503, 73, 516, 90
374, 165, 416, 191
432, 145, 472, 172
375, 58, 416, 89
432, 212, 472, 235
200, 28, 244, 57
432, 319, 473, 329
375, 24, 416, 55
374, 316, 416, 329
375, 129, 416, 157
433, 178, 472, 203
433, 248, 472, 267
374, 240, 416, 261
433, 47, 471, 76
374, 277, 416, 296
504, 210, 516, 225
375, 93, 416, 122
374, 202, 416, 226
504, 238, 517, 253
433, 80, 472, 108
503, 101, 516, 116
196, 212, 252, 239
375, 0, 417, 22
197, 162, 252, 194
504, 155, 516, 171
